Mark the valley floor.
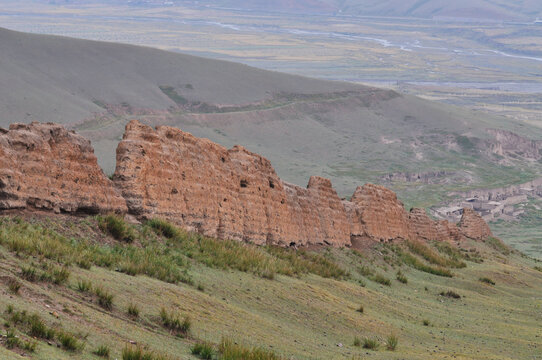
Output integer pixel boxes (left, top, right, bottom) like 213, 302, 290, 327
0, 214, 541, 359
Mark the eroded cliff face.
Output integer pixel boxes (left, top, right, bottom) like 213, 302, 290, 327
0, 120, 495, 247
349, 184, 412, 242
0, 122, 126, 214
113, 120, 351, 246
458, 208, 493, 240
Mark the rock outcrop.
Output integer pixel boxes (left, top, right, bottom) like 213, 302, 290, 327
458, 208, 493, 240
0, 122, 126, 214
349, 184, 412, 242
0, 120, 495, 247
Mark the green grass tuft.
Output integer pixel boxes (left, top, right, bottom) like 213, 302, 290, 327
127, 303, 140, 318
95, 287, 114, 310
191, 341, 216, 359
362, 338, 379, 350
98, 214, 136, 243
386, 334, 398, 351
396, 270, 408, 284
479, 277, 496, 285
219, 337, 285, 360
93, 344, 111, 358
159, 307, 191, 336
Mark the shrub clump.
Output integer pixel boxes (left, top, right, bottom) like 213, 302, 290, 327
440, 290, 461, 299
386, 334, 398, 351
371, 274, 391, 286
128, 303, 140, 318
159, 308, 191, 336
98, 214, 136, 243
219, 337, 285, 360
362, 338, 379, 350
147, 218, 181, 239
396, 270, 408, 284
95, 287, 114, 310
93, 344, 111, 358
479, 277, 495, 285
191, 341, 216, 359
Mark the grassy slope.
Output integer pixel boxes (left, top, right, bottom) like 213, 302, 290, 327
0, 26, 360, 127
0, 214, 541, 359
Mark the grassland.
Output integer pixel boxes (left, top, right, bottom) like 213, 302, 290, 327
0, 214, 541, 359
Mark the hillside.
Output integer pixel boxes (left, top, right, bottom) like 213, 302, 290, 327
0, 213, 541, 359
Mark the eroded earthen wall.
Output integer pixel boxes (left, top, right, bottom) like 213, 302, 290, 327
0, 122, 126, 214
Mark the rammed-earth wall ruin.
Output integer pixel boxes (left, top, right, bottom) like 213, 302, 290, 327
0, 120, 493, 247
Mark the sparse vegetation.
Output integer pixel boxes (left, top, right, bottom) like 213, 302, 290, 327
93, 344, 111, 358
122, 346, 169, 360
77, 279, 92, 292
98, 214, 136, 243
191, 341, 215, 359
407, 240, 466, 268
353, 337, 361, 347
399, 251, 453, 277
7, 277, 21, 294
386, 334, 398, 351
485, 237, 511, 255
127, 303, 140, 318
396, 270, 408, 284
218, 337, 285, 360
159, 307, 191, 336
371, 274, 391, 286
362, 338, 379, 350
147, 218, 181, 239
95, 287, 114, 310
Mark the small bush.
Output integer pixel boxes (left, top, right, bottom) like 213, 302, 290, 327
5, 329, 20, 349
7, 278, 21, 294
127, 303, 140, 318
28, 314, 55, 340
98, 215, 136, 243
147, 218, 180, 239
197, 283, 205, 292
77, 279, 92, 292
358, 265, 374, 277
42, 266, 70, 285
362, 338, 379, 350
218, 337, 284, 360
353, 337, 361, 347
479, 277, 495, 285
535, 266, 542, 272
122, 346, 168, 360
423, 319, 430, 326
396, 271, 408, 284
371, 274, 391, 286
93, 344, 111, 358
400, 252, 453, 277
57, 331, 82, 351
191, 341, 215, 359
440, 290, 461, 299
20, 266, 38, 282
159, 308, 190, 336
356, 305, 364, 313
386, 334, 398, 351
95, 287, 114, 310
